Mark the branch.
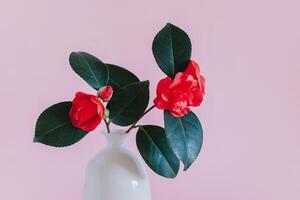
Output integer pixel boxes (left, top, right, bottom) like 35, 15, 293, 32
125, 105, 155, 133
104, 118, 110, 133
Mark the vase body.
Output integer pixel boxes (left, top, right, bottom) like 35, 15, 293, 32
82, 129, 151, 200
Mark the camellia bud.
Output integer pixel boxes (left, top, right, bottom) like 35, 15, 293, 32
98, 86, 113, 102
104, 108, 110, 119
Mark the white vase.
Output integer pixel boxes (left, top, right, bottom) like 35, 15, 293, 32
82, 129, 151, 200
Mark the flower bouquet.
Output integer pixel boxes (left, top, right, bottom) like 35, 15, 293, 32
34, 23, 205, 179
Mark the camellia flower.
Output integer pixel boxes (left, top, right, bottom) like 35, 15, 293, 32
153, 60, 205, 117
98, 86, 113, 102
69, 92, 105, 132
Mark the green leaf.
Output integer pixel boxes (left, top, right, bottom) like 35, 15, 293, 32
106, 64, 139, 93
136, 125, 180, 178
107, 81, 149, 126
152, 23, 192, 78
69, 52, 109, 90
34, 102, 87, 147
164, 111, 203, 170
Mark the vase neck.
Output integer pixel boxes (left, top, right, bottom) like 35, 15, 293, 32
102, 129, 129, 147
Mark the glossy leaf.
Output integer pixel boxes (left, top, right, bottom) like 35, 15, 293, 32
152, 23, 192, 78
107, 81, 149, 126
69, 52, 108, 90
136, 125, 180, 178
106, 64, 139, 93
164, 111, 203, 170
34, 102, 87, 147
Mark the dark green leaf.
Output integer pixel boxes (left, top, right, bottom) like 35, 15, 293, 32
164, 111, 203, 170
152, 23, 192, 78
34, 102, 87, 147
106, 64, 139, 93
69, 52, 108, 90
107, 81, 149, 126
136, 125, 180, 178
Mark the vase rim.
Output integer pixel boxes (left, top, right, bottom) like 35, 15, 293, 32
100, 128, 127, 135
101, 128, 129, 146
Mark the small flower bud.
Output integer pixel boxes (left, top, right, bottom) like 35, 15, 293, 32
104, 108, 110, 118
98, 86, 113, 102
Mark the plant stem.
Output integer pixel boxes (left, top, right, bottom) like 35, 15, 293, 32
104, 119, 110, 133
125, 105, 155, 133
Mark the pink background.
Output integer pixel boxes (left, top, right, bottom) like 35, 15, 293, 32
0, 0, 299, 199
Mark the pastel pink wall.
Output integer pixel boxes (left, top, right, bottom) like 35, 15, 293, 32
0, 0, 299, 199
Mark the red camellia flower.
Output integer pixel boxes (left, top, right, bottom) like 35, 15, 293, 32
98, 86, 113, 102
153, 60, 205, 117
69, 92, 105, 132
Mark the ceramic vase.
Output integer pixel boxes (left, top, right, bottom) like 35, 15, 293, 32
82, 129, 151, 200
